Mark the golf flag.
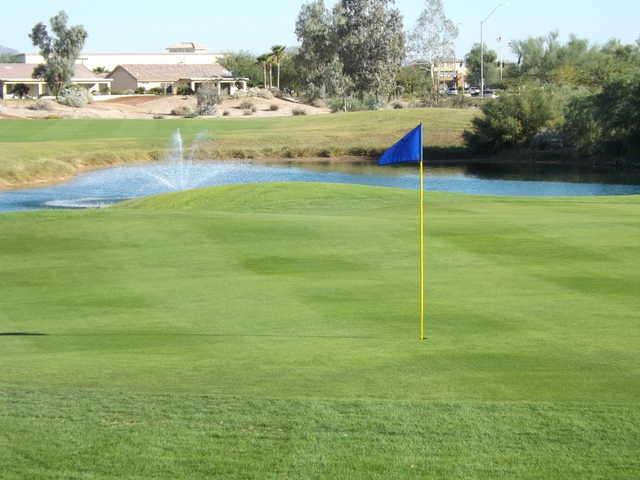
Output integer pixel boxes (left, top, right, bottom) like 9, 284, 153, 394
378, 125, 422, 165
378, 123, 426, 342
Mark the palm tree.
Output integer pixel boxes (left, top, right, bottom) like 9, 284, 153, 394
270, 45, 286, 90
266, 53, 275, 89
256, 54, 269, 88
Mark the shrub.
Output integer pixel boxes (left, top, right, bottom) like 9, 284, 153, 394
176, 85, 194, 96
196, 83, 222, 115
222, 110, 231, 116
147, 87, 164, 95
170, 106, 193, 117
463, 88, 554, 153
269, 104, 279, 111
238, 99, 255, 110
57, 86, 93, 108
27, 99, 54, 111
134, 87, 146, 94
153, 114, 165, 119
311, 98, 327, 108
292, 107, 307, 116
392, 101, 404, 109
10, 83, 30, 99
256, 89, 273, 99
243, 109, 253, 116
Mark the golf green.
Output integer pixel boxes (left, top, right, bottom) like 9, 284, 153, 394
1, 183, 638, 479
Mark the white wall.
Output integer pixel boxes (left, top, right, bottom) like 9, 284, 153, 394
18, 53, 224, 71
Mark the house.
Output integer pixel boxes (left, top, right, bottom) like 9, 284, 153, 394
0, 64, 112, 99
16, 43, 224, 72
108, 64, 248, 95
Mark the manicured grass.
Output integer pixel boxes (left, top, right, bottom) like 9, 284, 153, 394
1, 183, 639, 479
0, 108, 473, 187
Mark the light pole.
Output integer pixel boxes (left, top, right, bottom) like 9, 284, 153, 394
481, 2, 508, 97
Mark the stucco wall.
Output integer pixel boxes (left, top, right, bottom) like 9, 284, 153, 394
109, 68, 138, 93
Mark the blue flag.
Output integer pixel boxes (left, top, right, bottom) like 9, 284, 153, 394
378, 124, 422, 166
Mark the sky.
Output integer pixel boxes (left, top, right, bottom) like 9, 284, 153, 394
2, 0, 639, 60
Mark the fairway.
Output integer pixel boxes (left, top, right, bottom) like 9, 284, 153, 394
1, 183, 639, 479
0, 108, 473, 188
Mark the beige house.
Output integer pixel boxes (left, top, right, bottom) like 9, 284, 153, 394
108, 64, 248, 95
0, 64, 112, 98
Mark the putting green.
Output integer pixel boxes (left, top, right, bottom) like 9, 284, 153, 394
1, 183, 639, 479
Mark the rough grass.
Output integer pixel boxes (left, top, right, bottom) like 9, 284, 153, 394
1, 183, 639, 479
0, 109, 474, 188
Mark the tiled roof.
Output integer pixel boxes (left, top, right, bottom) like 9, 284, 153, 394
110, 64, 233, 82
0, 63, 108, 81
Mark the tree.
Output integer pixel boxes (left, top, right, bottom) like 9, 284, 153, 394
29, 11, 87, 98
295, 0, 338, 96
256, 54, 269, 88
10, 83, 31, 99
333, 0, 405, 99
270, 45, 287, 90
219, 51, 263, 87
408, 0, 459, 96
465, 43, 498, 87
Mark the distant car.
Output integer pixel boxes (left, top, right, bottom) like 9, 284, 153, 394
468, 87, 481, 96
446, 87, 458, 96
482, 89, 497, 98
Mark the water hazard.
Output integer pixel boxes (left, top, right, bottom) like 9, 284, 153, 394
1, 130, 640, 212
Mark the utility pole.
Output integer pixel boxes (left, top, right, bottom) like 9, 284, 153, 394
481, 2, 508, 97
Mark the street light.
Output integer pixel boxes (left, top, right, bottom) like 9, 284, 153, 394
481, 2, 508, 97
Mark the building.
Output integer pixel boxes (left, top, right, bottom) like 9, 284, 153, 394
16, 43, 224, 72
0, 64, 111, 98
108, 64, 247, 95
434, 61, 468, 89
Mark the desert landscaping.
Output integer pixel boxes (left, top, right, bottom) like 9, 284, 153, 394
0, 92, 328, 119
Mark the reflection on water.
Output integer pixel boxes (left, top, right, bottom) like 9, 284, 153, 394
1, 161, 640, 212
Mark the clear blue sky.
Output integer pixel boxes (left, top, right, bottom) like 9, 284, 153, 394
2, 0, 638, 59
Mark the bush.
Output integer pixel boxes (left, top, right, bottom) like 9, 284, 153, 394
27, 99, 54, 111
328, 94, 381, 113
196, 83, 222, 115
147, 87, 164, 95
57, 87, 93, 108
463, 88, 554, 153
311, 98, 327, 108
134, 87, 146, 94
222, 110, 231, 116
176, 85, 194, 96
170, 106, 193, 117
256, 89, 273, 99
269, 104, 279, 111
10, 83, 30, 99
243, 109, 253, 116
153, 114, 165, 119
292, 107, 307, 116
392, 101, 404, 109
239, 99, 255, 110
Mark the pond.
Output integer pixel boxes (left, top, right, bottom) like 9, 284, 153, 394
1, 161, 640, 212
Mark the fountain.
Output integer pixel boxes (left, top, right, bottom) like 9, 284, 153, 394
143, 129, 209, 191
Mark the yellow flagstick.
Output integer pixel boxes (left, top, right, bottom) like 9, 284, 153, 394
419, 122, 425, 342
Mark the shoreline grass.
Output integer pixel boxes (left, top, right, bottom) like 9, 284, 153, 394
1, 183, 639, 478
0, 108, 474, 189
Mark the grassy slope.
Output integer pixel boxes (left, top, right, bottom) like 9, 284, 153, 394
0, 108, 473, 188
1, 183, 639, 479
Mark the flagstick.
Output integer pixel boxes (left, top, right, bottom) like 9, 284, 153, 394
419, 122, 425, 342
